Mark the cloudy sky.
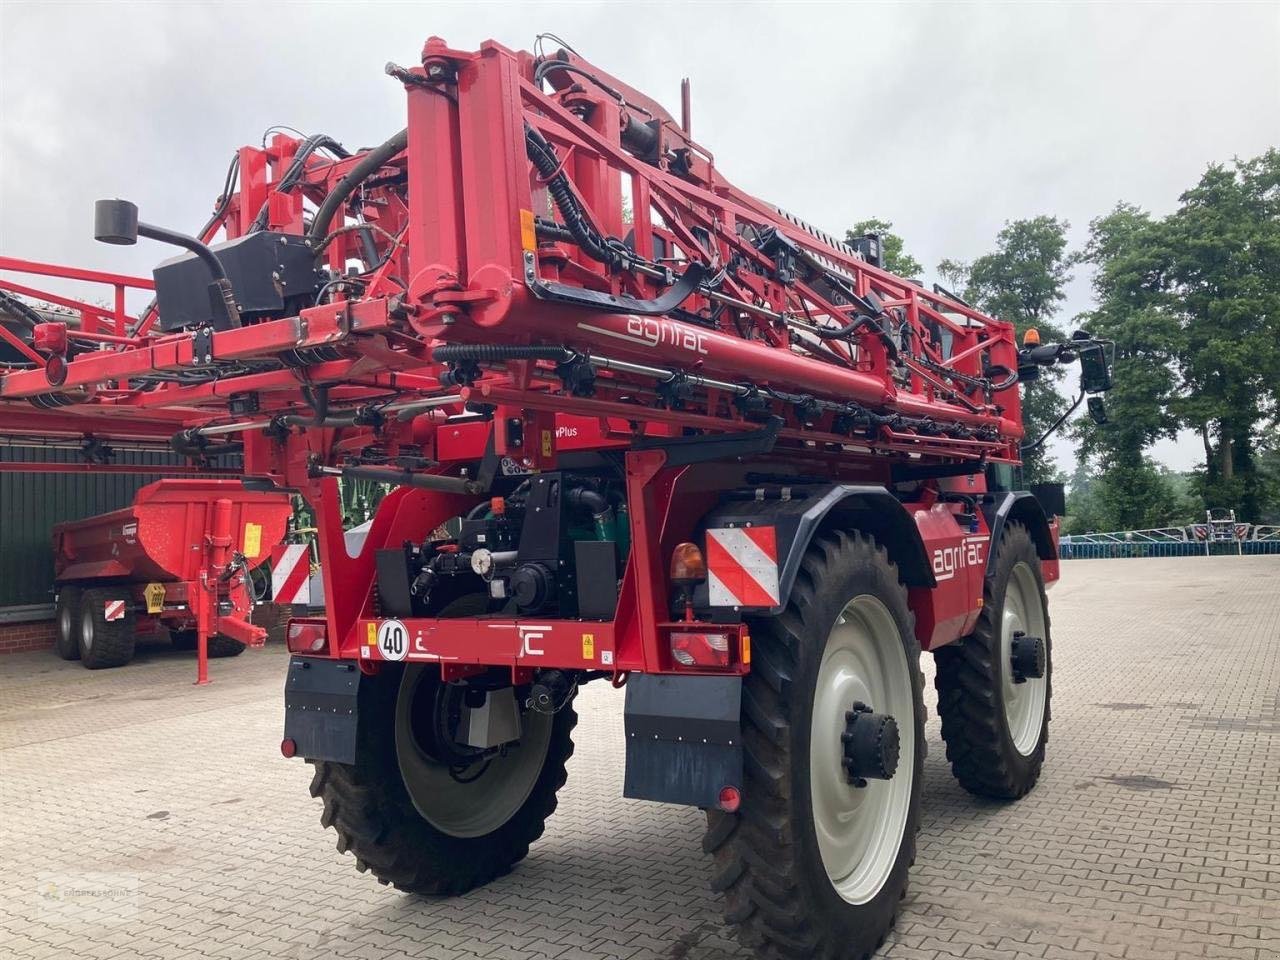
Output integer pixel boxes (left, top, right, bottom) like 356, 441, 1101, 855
2, 1, 1277, 472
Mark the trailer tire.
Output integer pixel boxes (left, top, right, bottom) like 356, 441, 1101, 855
934, 521, 1051, 800
207, 635, 246, 658
171, 631, 247, 657
54, 585, 83, 660
704, 531, 924, 960
309, 664, 576, 895
78, 587, 136, 669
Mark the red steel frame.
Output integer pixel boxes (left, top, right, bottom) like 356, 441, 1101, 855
0, 36, 1056, 682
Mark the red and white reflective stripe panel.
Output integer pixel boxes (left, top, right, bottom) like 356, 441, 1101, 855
706, 526, 780, 608
270, 544, 311, 605
104, 600, 126, 621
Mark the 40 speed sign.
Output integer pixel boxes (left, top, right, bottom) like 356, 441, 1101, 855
375, 619, 409, 661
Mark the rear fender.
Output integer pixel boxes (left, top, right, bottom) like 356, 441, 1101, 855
698, 484, 934, 617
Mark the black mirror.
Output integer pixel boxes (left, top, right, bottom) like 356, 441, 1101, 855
1078, 342, 1112, 393
94, 199, 139, 245
1087, 396, 1108, 425
1030, 481, 1066, 518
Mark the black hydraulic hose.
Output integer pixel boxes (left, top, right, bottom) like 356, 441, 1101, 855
170, 430, 242, 459
307, 128, 408, 244
565, 486, 608, 516
0, 290, 43, 332
432, 344, 574, 364
278, 384, 361, 427
566, 486, 616, 541
281, 414, 360, 428
524, 123, 622, 267
251, 134, 351, 233
986, 364, 1018, 392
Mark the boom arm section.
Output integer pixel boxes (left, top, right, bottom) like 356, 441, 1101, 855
0, 35, 1043, 481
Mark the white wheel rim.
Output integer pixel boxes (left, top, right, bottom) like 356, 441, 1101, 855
1002, 562, 1047, 755
395, 665, 554, 838
809, 596, 914, 905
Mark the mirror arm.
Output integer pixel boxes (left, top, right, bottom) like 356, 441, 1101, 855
1020, 390, 1085, 454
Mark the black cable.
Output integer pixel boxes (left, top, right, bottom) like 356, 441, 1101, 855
0, 290, 44, 332
250, 134, 351, 233
308, 129, 408, 244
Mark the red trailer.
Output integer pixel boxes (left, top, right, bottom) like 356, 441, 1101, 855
52, 479, 292, 680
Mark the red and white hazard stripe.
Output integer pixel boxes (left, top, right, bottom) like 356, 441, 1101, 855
706, 525, 781, 608
270, 544, 311, 605
104, 599, 126, 621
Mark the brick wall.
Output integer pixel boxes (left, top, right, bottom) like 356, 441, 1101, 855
0, 617, 56, 655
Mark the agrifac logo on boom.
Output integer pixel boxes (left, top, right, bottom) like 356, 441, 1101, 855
578, 317, 709, 355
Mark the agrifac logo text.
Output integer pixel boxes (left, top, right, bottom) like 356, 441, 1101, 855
932, 537, 987, 582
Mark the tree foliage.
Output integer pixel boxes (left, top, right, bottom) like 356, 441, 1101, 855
1078, 150, 1280, 523
937, 216, 1077, 485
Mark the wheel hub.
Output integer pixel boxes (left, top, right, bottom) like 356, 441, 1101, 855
1010, 631, 1045, 683
841, 701, 900, 787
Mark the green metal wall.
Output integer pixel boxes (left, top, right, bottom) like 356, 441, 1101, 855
0, 446, 217, 607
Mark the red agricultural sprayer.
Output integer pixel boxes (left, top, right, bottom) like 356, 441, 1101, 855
0, 35, 1112, 958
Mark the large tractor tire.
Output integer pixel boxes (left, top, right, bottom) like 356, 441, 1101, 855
934, 521, 1051, 800
705, 531, 925, 960
54, 585, 82, 660
78, 587, 136, 669
309, 662, 577, 895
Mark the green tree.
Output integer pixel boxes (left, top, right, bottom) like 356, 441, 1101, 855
1161, 151, 1280, 521
1080, 151, 1280, 522
937, 216, 1078, 485
1074, 203, 1183, 530
845, 218, 923, 279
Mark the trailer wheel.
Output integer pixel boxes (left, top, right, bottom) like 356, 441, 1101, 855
170, 629, 197, 651
309, 662, 576, 895
78, 587, 136, 669
934, 521, 1051, 799
206, 635, 246, 658
171, 631, 246, 657
705, 531, 924, 960
54, 585, 83, 660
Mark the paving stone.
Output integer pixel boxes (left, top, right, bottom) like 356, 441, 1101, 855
0, 556, 1276, 959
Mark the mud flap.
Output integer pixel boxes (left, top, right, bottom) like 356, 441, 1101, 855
283, 656, 360, 763
623, 674, 742, 808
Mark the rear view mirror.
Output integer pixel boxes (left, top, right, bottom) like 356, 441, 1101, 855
1078, 342, 1112, 394
1087, 396, 1109, 425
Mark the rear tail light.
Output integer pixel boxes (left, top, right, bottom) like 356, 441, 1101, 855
286, 619, 327, 653
670, 631, 730, 669
717, 785, 741, 812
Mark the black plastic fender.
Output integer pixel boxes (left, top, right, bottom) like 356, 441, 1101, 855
980, 490, 1056, 572
699, 484, 935, 616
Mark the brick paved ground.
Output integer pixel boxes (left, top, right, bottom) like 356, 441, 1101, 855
1, 557, 1277, 960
